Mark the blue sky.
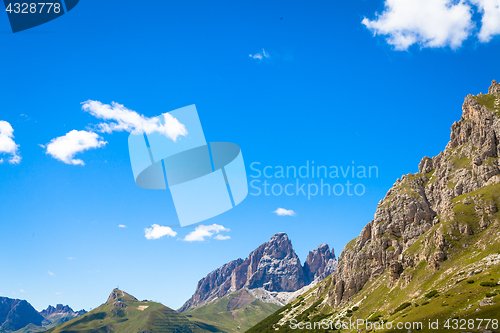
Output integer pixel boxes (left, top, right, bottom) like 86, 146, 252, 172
1, 0, 500, 311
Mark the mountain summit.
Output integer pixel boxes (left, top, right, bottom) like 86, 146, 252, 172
180, 233, 336, 312
0, 297, 44, 332
45, 289, 219, 333
249, 80, 500, 332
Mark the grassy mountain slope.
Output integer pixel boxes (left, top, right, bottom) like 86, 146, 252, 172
185, 290, 281, 332
247, 82, 500, 332
45, 289, 221, 333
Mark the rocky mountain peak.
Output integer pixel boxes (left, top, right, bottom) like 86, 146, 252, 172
326, 80, 500, 307
489, 79, 500, 95
0, 297, 45, 332
106, 289, 137, 304
303, 243, 337, 283
40, 303, 86, 317
179, 233, 337, 312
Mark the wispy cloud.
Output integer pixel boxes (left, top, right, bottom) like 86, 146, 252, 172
273, 208, 296, 216
20, 289, 25, 293
82, 101, 188, 142
118, 224, 127, 228
48, 271, 54, 276
214, 234, 231, 240
0, 121, 21, 164
67, 257, 75, 260
44, 130, 107, 166
362, 0, 500, 50
183, 224, 230, 242
144, 224, 177, 240
249, 49, 270, 60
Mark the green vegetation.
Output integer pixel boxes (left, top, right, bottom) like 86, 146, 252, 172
473, 94, 497, 112
480, 281, 497, 287
45, 290, 220, 333
392, 302, 411, 314
185, 289, 281, 332
425, 290, 438, 298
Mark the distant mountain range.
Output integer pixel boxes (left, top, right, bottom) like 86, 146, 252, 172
44, 289, 219, 333
0, 297, 86, 333
180, 233, 337, 331
0, 233, 337, 333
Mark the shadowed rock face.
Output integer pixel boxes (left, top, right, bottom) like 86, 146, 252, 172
179, 233, 337, 312
329, 80, 500, 306
0, 297, 44, 332
303, 243, 337, 283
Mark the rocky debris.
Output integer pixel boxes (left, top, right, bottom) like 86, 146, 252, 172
113, 301, 126, 308
327, 80, 500, 307
180, 233, 337, 311
479, 299, 494, 306
0, 297, 45, 332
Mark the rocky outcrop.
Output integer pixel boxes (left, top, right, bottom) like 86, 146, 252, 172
0, 297, 44, 332
179, 258, 244, 312
179, 233, 337, 312
106, 289, 137, 304
328, 80, 500, 306
303, 244, 337, 283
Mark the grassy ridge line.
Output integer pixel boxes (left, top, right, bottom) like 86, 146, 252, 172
44, 295, 220, 333
185, 290, 282, 332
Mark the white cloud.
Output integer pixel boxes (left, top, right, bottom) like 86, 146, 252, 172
273, 208, 296, 216
472, 0, 500, 42
249, 49, 270, 60
20, 289, 25, 293
144, 224, 177, 240
81, 101, 188, 142
183, 224, 230, 242
48, 271, 54, 276
67, 257, 75, 260
214, 234, 231, 240
118, 224, 127, 228
362, 0, 476, 50
0, 121, 21, 164
45, 130, 107, 165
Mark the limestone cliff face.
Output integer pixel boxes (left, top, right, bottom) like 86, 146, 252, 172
303, 243, 337, 283
179, 233, 337, 312
329, 80, 500, 306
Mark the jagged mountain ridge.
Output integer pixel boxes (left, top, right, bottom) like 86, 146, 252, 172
0, 296, 87, 333
248, 80, 500, 332
180, 233, 337, 312
0, 297, 44, 332
40, 304, 86, 318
